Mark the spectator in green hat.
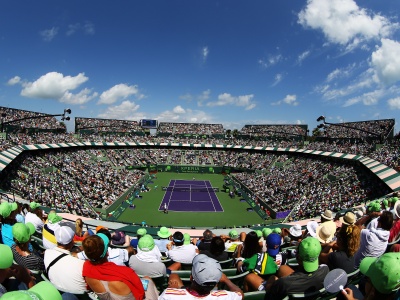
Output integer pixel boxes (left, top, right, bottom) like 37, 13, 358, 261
0, 202, 18, 247
356, 201, 382, 229
220, 229, 243, 252
342, 252, 400, 300
272, 227, 282, 235
130, 227, 147, 250
264, 237, 329, 299
0, 244, 36, 296
25, 202, 45, 232
382, 199, 389, 211
1, 281, 62, 300
12, 222, 45, 271
155, 226, 172, 254
42, 212, 65, 249
129, 234, 167, 277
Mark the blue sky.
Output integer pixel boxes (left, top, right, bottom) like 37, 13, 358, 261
1, 0, 400, 133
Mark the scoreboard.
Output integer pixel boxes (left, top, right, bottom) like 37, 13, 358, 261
140, 119, 158, 129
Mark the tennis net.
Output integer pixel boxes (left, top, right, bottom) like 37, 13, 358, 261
162, 186, 219, 192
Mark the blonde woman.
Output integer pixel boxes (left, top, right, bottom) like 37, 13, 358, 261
319, 224, 361, 273
74, 218, 89, 242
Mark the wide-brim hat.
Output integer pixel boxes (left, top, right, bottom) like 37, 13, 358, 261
321, 210, 333, 221
316, 221, 336, 243
138, 234, 155, 252
157, 226, 171, 238
306, 221, 318, 237
289, 224, 302, 237
339, 212, 356, 226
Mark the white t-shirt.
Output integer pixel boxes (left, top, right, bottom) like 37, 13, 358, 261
77, 247, 129, 266
44, 247, 86, 293
159, 288, 242, 300
25, 212, 44, 231
167, 244, 197, 264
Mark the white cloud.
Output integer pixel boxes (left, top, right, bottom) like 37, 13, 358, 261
343, 89, 384, 107
371, 39, 400, 85
67, 22, 95, 36
326, 63, 356, 82
83, 22, 95, 35
272, 94, 299, 106
66, 23, 80, 36
258, 54, 283, 68
206, 93, 256, 110
317, 67, 375, 101
197, 89, 211, 106
202, 46, 209, 63
388, 97, 400, 110
7, 76, 21, 85
60, 88, 98, 105
21, 72, 89, 100
98, 83, 143, 105
40, 27, 59, 41
156, 108, 213, 123
298, 0, 397, 48
297, 50, 310, 65
97, 100, 141, 120
272, 73, 283, 86
179, 93, 193, 101
173, 105, 186, 114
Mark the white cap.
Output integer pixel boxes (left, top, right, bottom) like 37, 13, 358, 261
55, 226, 75, 245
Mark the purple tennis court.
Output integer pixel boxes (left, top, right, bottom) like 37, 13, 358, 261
159, 179, 223, 212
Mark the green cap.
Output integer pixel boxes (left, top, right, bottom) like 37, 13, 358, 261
272, 227, 282, 234
138, 234, 155, 252
12, 222, 36, 243
2, 281, 62, 300
137, 228, 147, 236
360, 253, 400, 294
262, 228, 272, 238
368, 201, 381, 212
256, 230, 263, 238
298, 237, 321, 272
183, 233, 191, 245
47, 212, 62, 224
30, 202, 41, 210
0, 202, 18, 218
382, 199, 389, 208
229, 230, 239, 239
392, 197, 399, 203
0, 244, 13, 269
